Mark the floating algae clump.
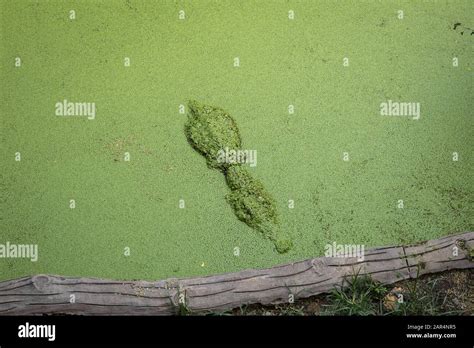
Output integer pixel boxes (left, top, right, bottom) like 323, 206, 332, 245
185, 100, 242, 170
225, 165, 292, 253
185, 100, 292, 253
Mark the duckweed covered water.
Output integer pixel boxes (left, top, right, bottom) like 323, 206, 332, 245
0, 0, 472, 281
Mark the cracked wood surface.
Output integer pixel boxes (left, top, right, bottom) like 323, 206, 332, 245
0, 231, 472, 315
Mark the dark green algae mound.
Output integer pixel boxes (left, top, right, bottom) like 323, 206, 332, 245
185, 100, 292, 253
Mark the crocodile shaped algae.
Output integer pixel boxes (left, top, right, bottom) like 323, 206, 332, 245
185, 100, 292, 253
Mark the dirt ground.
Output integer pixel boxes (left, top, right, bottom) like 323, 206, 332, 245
226, 269, 473, 316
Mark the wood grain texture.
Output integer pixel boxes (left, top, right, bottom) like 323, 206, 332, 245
0, 232, 472, 315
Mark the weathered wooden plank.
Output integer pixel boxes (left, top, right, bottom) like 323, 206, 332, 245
0, 232, 472, 315
404, 231, 473, 278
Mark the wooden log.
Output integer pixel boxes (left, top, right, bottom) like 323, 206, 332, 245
0, 232, 472, 315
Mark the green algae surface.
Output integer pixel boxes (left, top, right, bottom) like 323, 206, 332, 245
0, 0, 472, 281
185, 101, 292, 253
